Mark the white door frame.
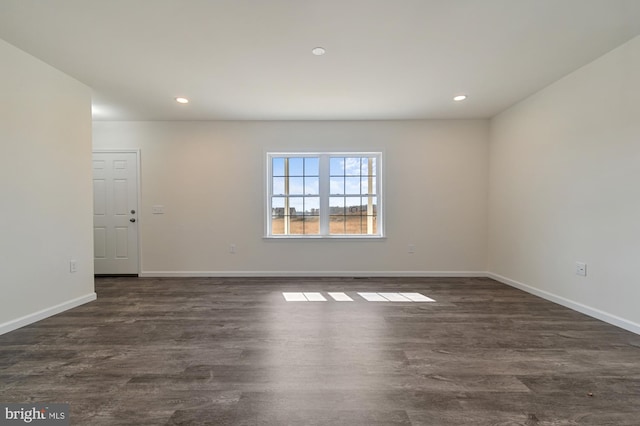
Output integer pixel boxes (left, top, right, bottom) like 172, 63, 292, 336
92, 149, 142, 275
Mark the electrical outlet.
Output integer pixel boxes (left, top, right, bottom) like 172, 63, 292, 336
229, 244, 237, 254
69, 260, 77, 273
576, 262, 587, 277
408, 244, 415, 254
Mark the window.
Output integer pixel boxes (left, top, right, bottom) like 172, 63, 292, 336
266, 152, 383, 238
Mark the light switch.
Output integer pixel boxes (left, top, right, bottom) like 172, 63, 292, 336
152, 205, 165, 214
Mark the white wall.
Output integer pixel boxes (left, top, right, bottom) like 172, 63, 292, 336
0, 39, 95, 334
488, 36, 640, 332
93, 120, 489, 276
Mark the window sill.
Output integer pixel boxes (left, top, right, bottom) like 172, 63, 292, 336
263, 235, 386, 241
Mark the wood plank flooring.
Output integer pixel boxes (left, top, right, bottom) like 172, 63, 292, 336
1, 277, 639, 425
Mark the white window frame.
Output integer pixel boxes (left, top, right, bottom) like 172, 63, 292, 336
265, 152, 384, 239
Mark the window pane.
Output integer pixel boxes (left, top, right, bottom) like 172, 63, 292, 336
304, 197, 319, 215
305, 177, 319, 195
361, 157, 376, 176
330, 177, 344, 195
345, 215, 364, 234
305, 157, 319, 176
330, 216, 346, 234
345, 158, 362, 176
345, 197, 362, 215
361, 158, 370, 176
273, 177, 285, 195
272, 157, 285, 176
289, 198, 303, 216
345, 177, 360, 195
288, 157, 304, 176
289, 177, 304, 195
271, 216, 285, 234
303, 216, 319, 234
329, 197, 345, 215
330, 157, 344, 176
289, 215, 305, 235
361, 196, 377, 214
360, 176, 376, 195
271, 197, 285, 214
365, 216, 378, 234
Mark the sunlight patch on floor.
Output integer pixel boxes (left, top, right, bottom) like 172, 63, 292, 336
328, 292, 354, 301
283, 292, 435, 302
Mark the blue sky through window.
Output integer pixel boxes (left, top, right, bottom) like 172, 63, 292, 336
272, 157, 319, 195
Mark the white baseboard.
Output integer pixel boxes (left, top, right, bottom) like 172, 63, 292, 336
0, 293, 97, 336
140, 270, 488, 278
487, 272, 640, 335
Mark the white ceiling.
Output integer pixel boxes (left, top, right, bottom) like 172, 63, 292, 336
1, 0, 640, 121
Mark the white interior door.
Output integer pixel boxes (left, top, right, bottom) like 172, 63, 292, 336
93, 151, 139, 275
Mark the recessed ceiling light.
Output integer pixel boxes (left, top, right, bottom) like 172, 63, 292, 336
312, 47, 326, 56
453, 95, 467, 101
175, 97, 189, 104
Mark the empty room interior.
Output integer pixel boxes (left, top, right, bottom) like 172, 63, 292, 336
1, 1, 640, 425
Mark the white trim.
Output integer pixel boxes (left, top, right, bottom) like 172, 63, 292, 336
487, 272, 640, 335
0, 293, 97, 336
92, 149, 142, 274
140, 270, 487, 278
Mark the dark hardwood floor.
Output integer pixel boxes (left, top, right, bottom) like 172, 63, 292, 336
1, 277, 639, 425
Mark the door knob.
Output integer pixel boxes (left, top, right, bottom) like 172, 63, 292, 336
130, 209, 136, 214
130, 218, 136, 223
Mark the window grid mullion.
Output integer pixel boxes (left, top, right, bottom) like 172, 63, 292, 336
319, 154, 329, 236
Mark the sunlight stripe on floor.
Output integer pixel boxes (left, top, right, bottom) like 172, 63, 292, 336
304, 292, 327, 301
379, 293, 412, 302
328, 292, 353, 301
358, 292, 388, 302
284, 291, 436, 303
283, 292, 307, 302
400, 292, 436, 302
